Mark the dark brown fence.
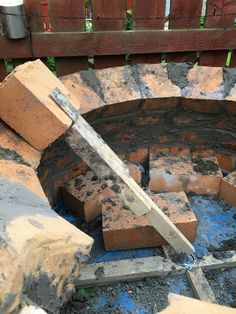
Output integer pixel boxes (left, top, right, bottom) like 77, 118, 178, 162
1, 0, 236, 81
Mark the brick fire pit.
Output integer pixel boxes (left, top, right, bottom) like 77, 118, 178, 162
0, 61, 236, 313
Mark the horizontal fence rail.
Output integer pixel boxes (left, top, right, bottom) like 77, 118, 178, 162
0, 0, 236, 80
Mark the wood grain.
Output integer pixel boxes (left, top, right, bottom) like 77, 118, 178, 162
93, 0, 127, 69
77, 250, 236, 287
48, 0, 88, 76
0, 60, 7, 82
186, 268, 217, 303
131, 0, 165, 64
1, 29, 236, 59
200, 0, 236, 66
166, 0, 202, 63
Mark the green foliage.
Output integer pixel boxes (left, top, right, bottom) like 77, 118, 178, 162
4, 59, 13, 74
126, 9, 132, 30
47, 57, 56, 74
86, 18, 93, 32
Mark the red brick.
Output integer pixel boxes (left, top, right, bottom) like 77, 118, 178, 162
142, 97, 179, 111
138, 64, 181, 98
0, 160, 47, 200
150, 145, 190, 157
0, 120, 41, 169
149, 154, 222, 195
215, 152, 236, 172
0, 60, 81, 151
102, 191, 197, 251
129, 148, 148, 163
170, 146, 190, 157
191, 147, 215, 158
126, 162, 142, 185
62, 162, 142, 222
61, 72, 105, 114
180, 98, 222, 114
219, 171, 236, 207
150, 146, 171, 155
185, 66, 223, 100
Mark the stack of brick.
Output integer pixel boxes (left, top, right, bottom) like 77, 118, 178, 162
62, 162, 142, 222
102, 191, 197, 251
0, 60, 93, 314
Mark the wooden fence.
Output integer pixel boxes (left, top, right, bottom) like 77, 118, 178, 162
0, 0, 236, 80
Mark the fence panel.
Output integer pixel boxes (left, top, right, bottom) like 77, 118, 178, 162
92, 0, 127, 69
10, 0, 45, 69
49, 0, 88, 76
200, 0, 236, 66
166, 0, 202, 63
131, 0, 165, 64
0, 60, 7, 82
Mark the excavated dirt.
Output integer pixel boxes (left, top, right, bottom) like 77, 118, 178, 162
59, 194, 236, 313
205, 268, 236, 307
61, 275, 194, 314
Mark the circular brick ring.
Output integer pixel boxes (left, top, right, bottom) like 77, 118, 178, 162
0, 61, 236, 313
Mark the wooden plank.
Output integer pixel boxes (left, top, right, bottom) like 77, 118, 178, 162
0, 60, 7, 82
78, 256, 185, 287
49, 0, 88, 76
77, 250, 236, 287
163, 294, 236, 314
51, 88, 195, 255
93, 0, 126, 69
230, 51, 236, 67
166, 0, 202, 63
200, 0, 236, 66
24, 0, 44, 32
11, 1, 44, 67
2, 28, 236, 59
131, 0, 165, 64
186, 268, 217, 303
30, 29, 236, 57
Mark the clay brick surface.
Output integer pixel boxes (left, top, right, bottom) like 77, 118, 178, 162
0, 60, 80, 151
0, 120, 41, 169
137, 64, 181, 99
215, 152, 236, 172
0, 160, 46, 200
150, 145, 190, 157
129, 148, 148, 163
219, 171, 236, 207
95, 66, 142, 105
62, 171, 113, 222
149, 154, 222, 195
183, 66, 223, 100
62, 163, 142, 222
0, 160, 93, 313
61, 72, 105, 114
102, 191, 197, 251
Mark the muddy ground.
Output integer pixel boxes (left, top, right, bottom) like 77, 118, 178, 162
58, 195, 236, 314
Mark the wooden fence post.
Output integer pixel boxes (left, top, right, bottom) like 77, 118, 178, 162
166, 0, 202, 63
131, 0, 166, 64
200, 0, 236, 67
92, 0, 127, 69
48, 0, 88, 76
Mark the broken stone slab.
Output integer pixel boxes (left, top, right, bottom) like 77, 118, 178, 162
0, 160, 93, 314
102, 191, 197, 251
